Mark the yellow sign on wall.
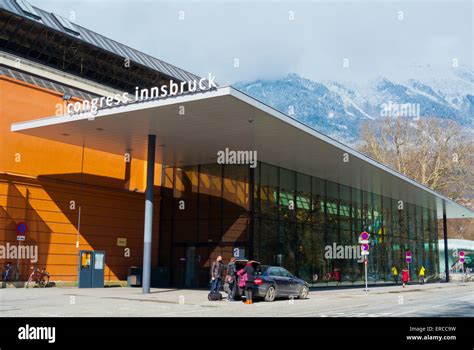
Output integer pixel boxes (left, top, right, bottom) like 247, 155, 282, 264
117, 238, 127, 247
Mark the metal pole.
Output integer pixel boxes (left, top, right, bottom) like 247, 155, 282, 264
408, 261, 410, 284
249, 166, 255, 259
142, 135, 156, 294
76, 206, 81, 284
364, 255, 368, 292
16, 240, 21, 280
77, 206, 81, 248
442, 200, 449, 283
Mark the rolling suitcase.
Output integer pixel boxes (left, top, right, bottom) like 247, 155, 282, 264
208, 292, 223, 301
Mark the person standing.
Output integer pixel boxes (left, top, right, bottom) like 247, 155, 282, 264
237, 260, 255, 304
334, 267, 341, 286
226, 257, 237, 301
2, 262, 12, 281
402, 267, 409, 288
419, 265, 426, 285
237, 265, 247, 298
391, 265, 399, 284
210, 256, 224, 294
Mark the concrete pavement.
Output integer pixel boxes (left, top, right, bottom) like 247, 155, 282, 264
0, 282, 472, 317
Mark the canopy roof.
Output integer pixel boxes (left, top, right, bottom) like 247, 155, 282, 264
11, 86, 474, 220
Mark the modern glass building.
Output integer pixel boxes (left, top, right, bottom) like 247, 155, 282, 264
2, 0, 472, 291
158, 162, 440, 288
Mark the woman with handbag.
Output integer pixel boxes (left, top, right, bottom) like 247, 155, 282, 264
237, 261, 255, 304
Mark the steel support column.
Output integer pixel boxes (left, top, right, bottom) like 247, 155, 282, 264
142, 134, 156, 293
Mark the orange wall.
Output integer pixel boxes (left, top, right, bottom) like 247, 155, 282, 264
0, 75, 161, 281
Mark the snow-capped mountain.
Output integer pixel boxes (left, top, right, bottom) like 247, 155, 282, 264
233, 68, 474, 144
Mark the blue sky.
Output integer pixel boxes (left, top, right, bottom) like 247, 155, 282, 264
29, 0, 473, 85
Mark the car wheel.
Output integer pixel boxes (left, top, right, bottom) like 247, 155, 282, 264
264, 286, 276, 302
299, 285, 309, 299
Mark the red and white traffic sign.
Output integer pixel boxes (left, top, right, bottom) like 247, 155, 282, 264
361, 243, 370, 255
359, 231, 370, 257
405, 251, 412, 263
459, 251, 465, 263
359, 231, 370, 244
16, 222, 27, 241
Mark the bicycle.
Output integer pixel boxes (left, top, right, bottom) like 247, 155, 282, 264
26, 266, 50, 288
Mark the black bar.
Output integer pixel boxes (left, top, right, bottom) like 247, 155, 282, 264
1, 317, 473, 345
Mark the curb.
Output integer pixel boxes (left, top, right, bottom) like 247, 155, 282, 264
0, 280, 128, 288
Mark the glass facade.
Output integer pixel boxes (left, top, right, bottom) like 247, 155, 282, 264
159, 164, 250, 288
253, 162, 440, 286
159, 162, 440, 287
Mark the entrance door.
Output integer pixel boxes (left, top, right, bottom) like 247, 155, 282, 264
172, 246, 198, 288
171, 244, 249, 288
78, 250, 105, 288
171, 247, 185, 287
184, 246, 196, 288
92, 251, 105, 288
79, 250, 93, 288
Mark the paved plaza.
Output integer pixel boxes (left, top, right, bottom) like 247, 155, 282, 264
1, 282, 472, 317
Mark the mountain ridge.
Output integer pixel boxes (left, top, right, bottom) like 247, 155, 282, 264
233, 69, 474, 144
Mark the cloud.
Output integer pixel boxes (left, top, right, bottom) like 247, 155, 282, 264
29, 0, 472, 84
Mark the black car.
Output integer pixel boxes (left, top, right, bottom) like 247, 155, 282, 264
230, 260, 310, 302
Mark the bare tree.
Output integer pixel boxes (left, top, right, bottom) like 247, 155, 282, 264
358, 117, 474, 205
